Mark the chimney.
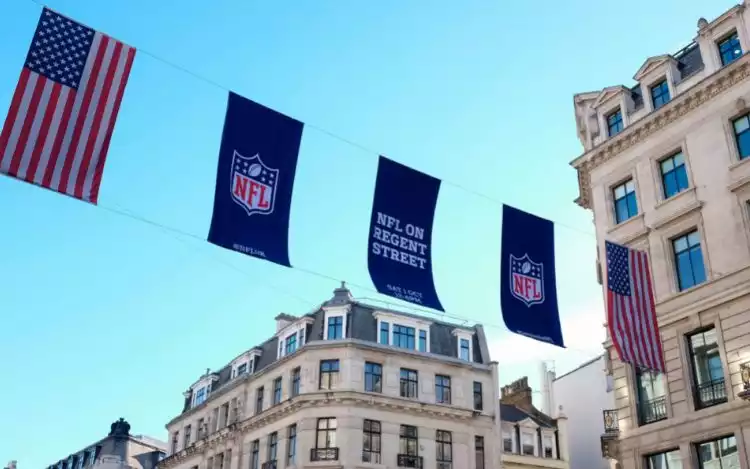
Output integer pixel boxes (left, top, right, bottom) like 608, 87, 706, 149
327, 281, 353, 306
274, 313, 297, 332
501, 376, 533, 410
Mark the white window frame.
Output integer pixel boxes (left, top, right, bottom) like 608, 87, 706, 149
541, 430, 556, 459
230, 348, 262, 379
502, 428, 515, 453
324, 306, 349, 341
452, 328, 474, 361
189, 374, 218, 408
520, 430, 536, 457
275, 317, 314, 359
373, 311, 432, 352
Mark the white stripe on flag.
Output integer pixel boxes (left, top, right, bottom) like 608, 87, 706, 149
32, 86, 72, 184
1, 72, 38, 172
16, 80, 54, 180
66, 36, 115, 193
50, 32, 103, 191
629, 253, 647, 367
81, 45, 129, 199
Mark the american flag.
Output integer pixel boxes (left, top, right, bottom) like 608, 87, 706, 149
605, 240, 665, 372
0, 7, 135, 204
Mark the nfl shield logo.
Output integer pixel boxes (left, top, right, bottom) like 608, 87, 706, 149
230, 150, 279, 216
510, 253, 545, 307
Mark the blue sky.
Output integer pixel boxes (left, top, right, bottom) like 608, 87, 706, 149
0, 0, 735, 465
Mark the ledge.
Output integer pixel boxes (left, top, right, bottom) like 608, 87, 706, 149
606, 213, 648, 245
649, 192, 702, 231
503, 453, 568, 469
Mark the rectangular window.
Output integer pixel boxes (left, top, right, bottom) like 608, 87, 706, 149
327, 316, 343, 339
220, 402, 229, 428
475, 436, 485, 469
285, 333, 297, 355
251, 440, 259, 469
435, 375, 452, 404
291, 367, 301, 397
543, 435, 554, 458
272, 377, 282, 405
503, 430, 513, 452
299, 327, 306, 346
365, 362, 382, 393
400, 425, 419, 456
733, 113, 750, 160
688, 328, 727, 409
316, 417, 337, 449
418, 329, 427, 352
287, 425, 297, 465
236, 362, 248, 376
215, 452, 224, 469
255, 386, 264, 414
651, 79, 671, 110
319, 359, 340, 390
193, 386, 207, 407
636, 368, 667, 425
171, 431, 178, 454
400, 368, 418, 398
646, 449, 682, 469
696, 435, 738, 469
613, 179, 638, 223
473, 381, 483, 410
522, 432, 535, 456
268, 432, 278, 462
673, 230, 706, 291
437, 430, 453, 467
607, 108, 623, 137
207, 457, 213, 469
718, 32, 742, 66
460, 338, 471, 361
183, 425, 191, 447
362, 419, 382, 464
393, 324, 416, 349
660, 152, 689, 199
379, 321, 389, 345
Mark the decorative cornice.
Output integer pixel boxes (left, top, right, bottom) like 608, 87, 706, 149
159, 391, 487, 469
572, 56, 750, 209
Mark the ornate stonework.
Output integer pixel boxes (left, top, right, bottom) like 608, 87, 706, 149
573, 57, 750, 209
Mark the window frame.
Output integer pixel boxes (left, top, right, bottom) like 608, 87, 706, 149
650, 78, 671, 110
612, 178, 638, 224
268, 431, 278, 462
316, 417, 337, 449
436, 430, 453, 464
393, 324, 416, 349
475, 436, 485, 469
718, 31, 743, 67
687, 327, 728, 409
607, 108, 624, 137
435, 374, 452, 404
732, 112, 750, 161
634, 367, 668, 426
671, 230, 706, 291
319, 359, 340, 390
364, 361, 383, 393
543, 434, 554, 458
399, 425, 419, 456
250, 440, 259, 469
327, 315, 344, 340
659, 151, 689, 199
362, 419, 382, 464
272, 377, 282, 405
399, 368, 418, 398
291, 367, 301, 397
473, 381, 484, 411
255, 386, 264, 414
521, 431, 535, 456
644, 448, 682, 469
287, 424, 297, 465
695, 434, 739, 469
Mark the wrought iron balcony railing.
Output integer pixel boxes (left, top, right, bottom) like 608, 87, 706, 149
310, 448, 339, 462
638, 396, 667, 425
694, 378, 727, 409
437, 462, 452, 469
602, 409, 618, 433
261, 461, 276, 469
397, 454, 423, 468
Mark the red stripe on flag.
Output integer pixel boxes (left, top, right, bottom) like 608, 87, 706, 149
25, 82, 62, 183
42, 89, 76, 188
0, 68, 31, 162
8, 75, 46, 176
74, 40, 123, 199
89, 46, 135, 204
58, 36, 110, 195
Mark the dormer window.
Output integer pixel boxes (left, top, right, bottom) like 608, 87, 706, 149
231, 349, 262, 379
276, 317, 314, 359
452, 328, 474, 362
323, 308, 348, 341
374, 311, 431, 352
607, 108, 623, 137
650, 79, 670, 110
193, 386, 208, 407
189, 373, 219, 408
718, 31, 742, 66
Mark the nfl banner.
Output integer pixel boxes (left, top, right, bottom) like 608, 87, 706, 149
208, 92, 303, 267
367, 156, 444, 311
500, 204, 564, 347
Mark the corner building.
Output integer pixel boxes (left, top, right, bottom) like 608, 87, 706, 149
572, 2, 750, 469
158, 284, 501, 469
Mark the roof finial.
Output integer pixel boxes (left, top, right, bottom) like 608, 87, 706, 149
341, 280, 346, 289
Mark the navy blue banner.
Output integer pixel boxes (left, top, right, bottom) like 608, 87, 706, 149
208, 92, 303, 267
367, 156, 444, 311
500, 204, 564, 347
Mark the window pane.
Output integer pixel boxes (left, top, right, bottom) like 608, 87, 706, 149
625, 180, 635, 193
735, 116, 750, 134
614, 184, 626, 199
661, 157, 674, 173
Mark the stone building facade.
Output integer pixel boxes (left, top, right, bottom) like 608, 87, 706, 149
571, 2, 750, 469
157, 284, 568, 469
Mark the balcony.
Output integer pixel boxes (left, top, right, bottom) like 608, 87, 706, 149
638, 396, 667, 425
694, 378, 727, 409
310, 448, 338, 462
600, 409, 619, 459
397, 454, 423, 468
437, 462, 452, 469
261, 461, 276, 469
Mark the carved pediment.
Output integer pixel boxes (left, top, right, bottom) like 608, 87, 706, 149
593, 86, 629, 109
634, 54, 676, 81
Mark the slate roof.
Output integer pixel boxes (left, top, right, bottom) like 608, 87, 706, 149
500, 403, 556, 428
182, 287, 485, 413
